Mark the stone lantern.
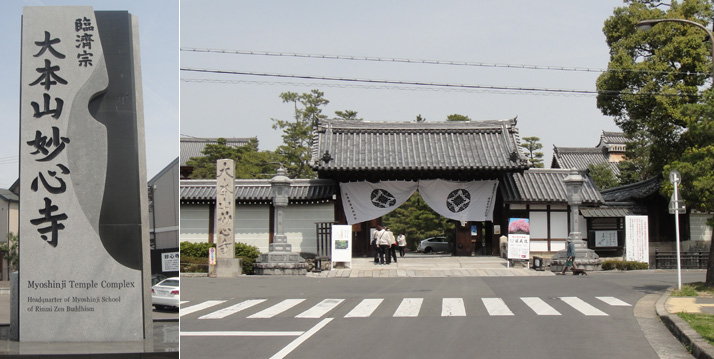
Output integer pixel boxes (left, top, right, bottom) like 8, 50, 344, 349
551, 168, 601, 272
269, 166, 291, 251
254, 166, 307, 275
563, 168, 585, 246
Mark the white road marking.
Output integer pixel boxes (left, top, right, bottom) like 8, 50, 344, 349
296, 299, 344, 318
441, 298, 466, 316
345, 299, 383, 318
269, 318, 333, 359
482, 298, 514, 316
596, 296, 631, 306
560, 297, 608, 316
199, 299, 267, 319
180, 300, 226, 317
393, 298, 423, 317
180, 331, 303, 337
521, 297, 561, 316
247, 299, 305, 319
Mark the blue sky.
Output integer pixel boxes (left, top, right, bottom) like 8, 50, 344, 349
0, 0, 179, 188
180, 0, 625, 170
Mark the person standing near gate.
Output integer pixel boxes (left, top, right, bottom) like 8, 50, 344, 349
387, 228, 398, 263
397, 233, 407, 257
373, 226, 385, 264
377, 226, 392, 264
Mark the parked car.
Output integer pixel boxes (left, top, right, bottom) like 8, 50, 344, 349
417, 236, 450, 253
151, 273, 167, 286
152, 277, 179, 310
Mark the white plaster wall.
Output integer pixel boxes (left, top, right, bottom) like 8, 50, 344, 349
234, 205, 270, 252
551, 241, 567, 251
179, 204, 209, 243
530, 241, 549, 252
550, 212, 568, 239
529, 212, 547, 239
690, 213, 713, 242
284, 203, 334, 254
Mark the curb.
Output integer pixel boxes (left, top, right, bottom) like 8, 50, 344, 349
656, 288, 714, 359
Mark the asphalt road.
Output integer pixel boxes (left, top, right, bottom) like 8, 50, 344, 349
179, 270, 705, 359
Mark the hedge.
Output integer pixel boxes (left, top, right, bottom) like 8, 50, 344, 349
179, 241, 261, 275
601, 260, 649, 271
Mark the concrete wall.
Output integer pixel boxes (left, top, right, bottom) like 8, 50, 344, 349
150, 161, 180, 250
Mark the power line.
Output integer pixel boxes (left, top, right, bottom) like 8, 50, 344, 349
181, 68, 599, 95
181, 78, 596, 97
180, 47, 709, 76
181, 68, 696, 97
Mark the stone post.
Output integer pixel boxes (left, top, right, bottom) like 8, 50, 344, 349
214, 159, 241, 277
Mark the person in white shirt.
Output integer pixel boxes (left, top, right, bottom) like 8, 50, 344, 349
374, 225, 389, 264
397, 233, 406, 257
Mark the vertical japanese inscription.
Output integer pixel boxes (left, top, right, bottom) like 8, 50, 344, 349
215, 159, 235, 256
24, 15, 100, 248
27, 28, 69, 247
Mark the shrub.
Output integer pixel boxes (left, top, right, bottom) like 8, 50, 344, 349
180, 241, 214, 258
180, 256, 209, 273
235, 242, 261, 275
179, 241, 261, 275
601, 260, 649, 271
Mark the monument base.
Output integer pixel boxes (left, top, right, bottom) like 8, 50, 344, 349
255, 252, 307, 275
254, 262, 308, 275
550, 242, 602, 272
215, 258, 242, 278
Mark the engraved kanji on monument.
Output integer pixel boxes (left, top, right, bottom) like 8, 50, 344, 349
214, 159, 241, 277
17, 7, 151, 342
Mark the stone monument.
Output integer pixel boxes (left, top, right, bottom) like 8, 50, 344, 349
254, 167, 308, 275
17, 7, 151, 341
214, 159, 241, 277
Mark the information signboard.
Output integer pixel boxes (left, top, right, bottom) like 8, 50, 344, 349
507, 218, 530, 260
625, 216, 649, 263
331, 224, 352, 268
595, 231, 618, 247
162, 252, 180, 272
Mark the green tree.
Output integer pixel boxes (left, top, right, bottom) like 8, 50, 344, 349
335, 110, 362, 121
520, 136, 544, 168
271, 90, 329, 178
616, 131, 654, 185
383, 192, 453, 251
416, 114, 426, 122
596, 0, 712, 176
663, 89, 714, 286
186, 138, 279, 179
597, 0, 714, 286
0, 232, 19, 270
446, 114, 471, 121
588, 163, 620, 190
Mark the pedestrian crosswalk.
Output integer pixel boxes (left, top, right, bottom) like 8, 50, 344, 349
181, 295, 632, 320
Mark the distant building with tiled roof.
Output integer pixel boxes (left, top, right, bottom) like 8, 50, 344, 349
180, 137, 253, 178
551, 130, 629, 175
501, 168, 604, 205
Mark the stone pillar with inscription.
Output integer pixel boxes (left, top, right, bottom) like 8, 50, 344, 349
214, 159, 241, 277
254, 167, 307, 275
17, 7, 151, 342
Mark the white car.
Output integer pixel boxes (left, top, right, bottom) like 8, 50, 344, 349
416, 236, 450, 253
152, 277, 179, 310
